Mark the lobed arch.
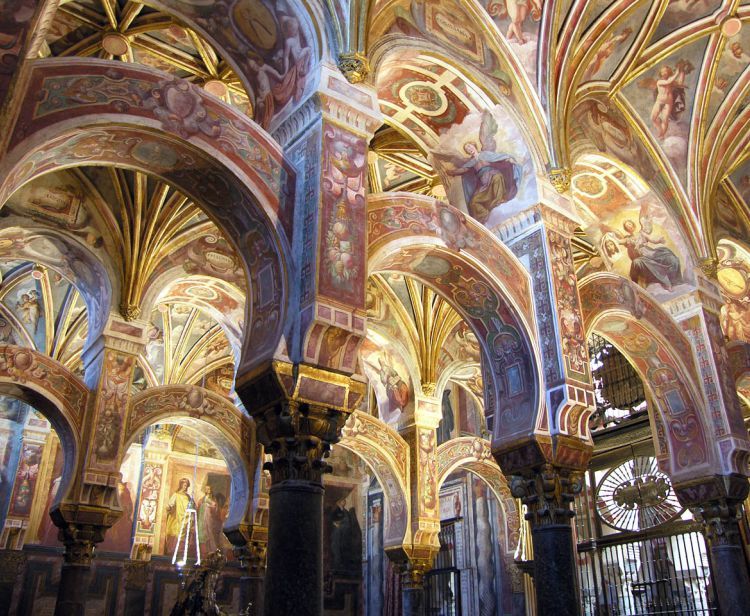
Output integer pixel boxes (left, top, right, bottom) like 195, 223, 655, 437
0, 345, 86, 510
126, 384, 255, 532
1, 58, 297, 374
338, 411, 410, 549
579, 273, 715, 481
368, 193, 542, 446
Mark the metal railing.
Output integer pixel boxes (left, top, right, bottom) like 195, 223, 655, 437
577, 529, 717, 615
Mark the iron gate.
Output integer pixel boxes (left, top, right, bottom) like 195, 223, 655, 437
424, 521, 461, 615
577, 529, 717, 615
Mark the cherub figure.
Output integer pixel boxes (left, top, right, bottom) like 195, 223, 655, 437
435, 111, 521, 223
16, 289, 41, 334
639, 59, 694, 139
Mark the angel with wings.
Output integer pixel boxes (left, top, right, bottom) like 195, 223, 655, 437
639, 59, 694, 139
436, 111, 522, 223
601, 200, 682, 291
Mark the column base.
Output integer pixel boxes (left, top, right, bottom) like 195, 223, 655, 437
402, 585, 425, 616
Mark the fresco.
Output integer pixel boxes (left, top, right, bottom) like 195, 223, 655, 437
651, 0, 721, 42
360, 336, 415, 427
158, 0, 315, 129
432, 105, 537, 226
707, 24, 750, 121
382, 0, 518, 103
623, 39, 708, 181
574, 157, 694, 300
716, 239, 750, 344
481, 0, 544, 83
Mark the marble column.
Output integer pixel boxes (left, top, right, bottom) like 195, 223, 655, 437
679, 476, 750, 616
237, 363, 364, 616
400, 560, 430, 616
510, 464, 584, 616
53, 523, 102, 616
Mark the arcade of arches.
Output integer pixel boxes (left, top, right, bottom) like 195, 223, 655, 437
1, 1, 750, 615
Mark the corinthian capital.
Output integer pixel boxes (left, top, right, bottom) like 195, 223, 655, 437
510, 464, 584, 527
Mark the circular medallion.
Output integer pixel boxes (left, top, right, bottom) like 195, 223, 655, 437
717, 266, 747, 298
102, 32, 131, 56
596, 456, 683, 531
232, 0, 278, 51
399, 81, 448, 116
203, 79, 228, 98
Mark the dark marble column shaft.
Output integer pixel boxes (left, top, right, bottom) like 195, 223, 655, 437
531, 524, 579, 615
264, 480, 324, 616
54, 562, 91, 616
510, 464, 584, 616
402, 585, 425, 616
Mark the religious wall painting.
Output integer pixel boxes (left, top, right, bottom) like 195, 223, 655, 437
432, 106, 536, 226
716, 240, 750, 343
8, 441, 42, 518
0, 276, 45, 350
574, 160, 694, 300
100, 448, 139, 553
37, 437, 63, 547
707, 24, 750, 121
651, 0, 722, 42
623, 39, 708, 182
92, 350, 135, 464
162, 461, 231, 558
158, 0, 314, 129
360, 337, 415, 427
482, 0, 544, 83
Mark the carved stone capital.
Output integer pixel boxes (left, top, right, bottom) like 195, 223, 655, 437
690, 497, 745, 546
58, 524, 101, 566
50, 503, 119, 565
261, 400, 347, 483
337, 52, 370, 84
698, 256, 719, 280
398, 557, 433, 589
238, 362, 363, 485
548, 167, 571, 193
509, 464, 584, 528
230, 536, 267, 578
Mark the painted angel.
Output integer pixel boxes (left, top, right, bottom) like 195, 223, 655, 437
600, 200, 682, 291
435, 111, 521, 223
16, 289, 41, 334
639, 59, 694, 139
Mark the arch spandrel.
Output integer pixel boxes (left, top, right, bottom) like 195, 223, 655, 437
339, 411, 410, 548
579, 273, 716, 480
367, 193, 541, 446
1, 59, 296, 372
126, 384, 256, 531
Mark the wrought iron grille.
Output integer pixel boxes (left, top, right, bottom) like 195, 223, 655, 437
424, 521, 461, 615
577, 530, 716, 615
589, 332, 647, 430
